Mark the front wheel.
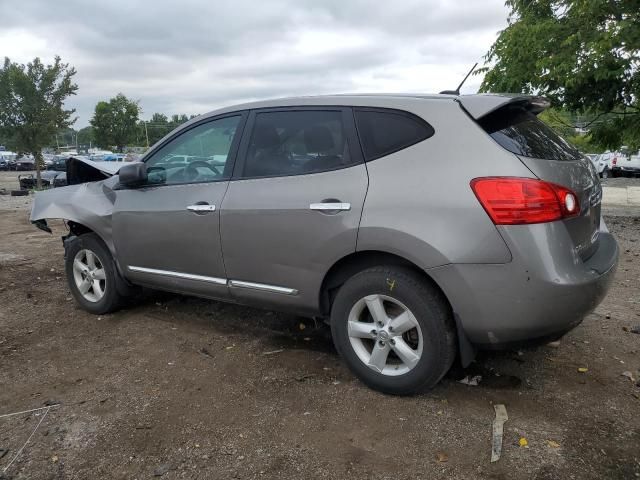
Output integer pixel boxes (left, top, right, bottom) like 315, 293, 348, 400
601, 168, 610, 179
330, 266, 456, 395
65, 233, 127, 315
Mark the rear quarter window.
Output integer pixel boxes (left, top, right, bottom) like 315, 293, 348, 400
354, 108, 434, 161
478, 105, 582, 161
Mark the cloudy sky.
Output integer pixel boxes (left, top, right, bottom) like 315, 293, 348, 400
2, 0, 509, 127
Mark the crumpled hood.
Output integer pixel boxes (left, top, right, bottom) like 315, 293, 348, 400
66, 157, 124, 185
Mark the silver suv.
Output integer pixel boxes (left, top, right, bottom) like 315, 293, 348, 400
31, 94, 618, 394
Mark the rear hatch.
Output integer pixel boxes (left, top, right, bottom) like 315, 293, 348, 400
475, 99, 602, 260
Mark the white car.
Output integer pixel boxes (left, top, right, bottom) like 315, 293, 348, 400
588, 153, 612, 178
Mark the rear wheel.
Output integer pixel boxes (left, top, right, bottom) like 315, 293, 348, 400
601, 168, 609, 179
65, 233, 127, 315
330, 266, 456, 395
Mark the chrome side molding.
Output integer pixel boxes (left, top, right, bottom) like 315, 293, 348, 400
128, 266, 298, 295
128, 266, 227, 285
228, 280, 298, 295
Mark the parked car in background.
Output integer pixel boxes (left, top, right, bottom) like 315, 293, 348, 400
47, 156, 68, 172
612, 150, 640, 177
588, 153, 612, 178
15, 155, 35, 171
0, 151, 18, 170
30, 93, 618, 395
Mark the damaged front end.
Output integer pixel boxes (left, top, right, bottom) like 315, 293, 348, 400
29, 157, 125, 254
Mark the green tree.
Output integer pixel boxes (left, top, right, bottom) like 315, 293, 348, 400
0, 56, 77, 186
90, 93, 140, 152
479, 0, 640, 150
76, 126, 94, 146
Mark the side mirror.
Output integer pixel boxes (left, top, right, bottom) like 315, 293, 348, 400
118, 162, 147, 187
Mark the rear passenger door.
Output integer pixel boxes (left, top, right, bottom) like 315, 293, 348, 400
220, 107, 367, 313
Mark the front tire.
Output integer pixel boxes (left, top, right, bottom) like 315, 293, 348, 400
65, 233, 126, 315
600, 168, 609, 179
330, 266, 456, 395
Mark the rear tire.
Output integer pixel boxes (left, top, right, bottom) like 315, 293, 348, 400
600, 168, 609, 179
330, 266, 456, 395
65, 233, 127, 315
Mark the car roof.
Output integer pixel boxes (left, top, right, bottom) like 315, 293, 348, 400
194, 92, 546, 121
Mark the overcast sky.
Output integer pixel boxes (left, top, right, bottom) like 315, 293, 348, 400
1, 0, 508, 127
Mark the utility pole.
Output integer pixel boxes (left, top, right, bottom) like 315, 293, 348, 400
144, 121, 150, 149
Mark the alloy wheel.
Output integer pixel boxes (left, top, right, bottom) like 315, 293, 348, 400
72, 249, 106, 302
347, 294, 423, 376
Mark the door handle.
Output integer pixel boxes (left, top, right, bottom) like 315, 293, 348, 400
187, 204, 216, 213
310, 202, 351, 211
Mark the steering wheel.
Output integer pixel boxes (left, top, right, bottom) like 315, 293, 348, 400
184, 161, 220, 181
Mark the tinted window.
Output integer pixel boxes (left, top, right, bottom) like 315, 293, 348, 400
242, 110, 352, 178
355, 109, 434, 161
144, 115, 241, 185
479, 106, 582, 161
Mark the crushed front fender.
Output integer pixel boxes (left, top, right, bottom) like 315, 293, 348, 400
29, 177, 118, 255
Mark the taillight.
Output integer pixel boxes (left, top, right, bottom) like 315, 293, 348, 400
612, 157, 617, 165
470, 177, 580, 225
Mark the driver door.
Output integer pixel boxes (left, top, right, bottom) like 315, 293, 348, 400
113, 113, 246, 299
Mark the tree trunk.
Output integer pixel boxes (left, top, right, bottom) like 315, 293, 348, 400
34, 151, 43, 189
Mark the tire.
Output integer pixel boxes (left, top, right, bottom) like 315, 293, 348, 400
10, 190, 28, 196
65, 233, 126, 315
601, 168, 609, 179
330, 266, 456, 395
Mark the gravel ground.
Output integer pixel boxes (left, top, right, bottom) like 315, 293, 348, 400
0, 174, 639, 480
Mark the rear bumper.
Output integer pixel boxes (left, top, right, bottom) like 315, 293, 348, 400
429, 222, 618, 347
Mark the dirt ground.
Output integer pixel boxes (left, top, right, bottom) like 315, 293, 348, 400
1, 184, 639, 479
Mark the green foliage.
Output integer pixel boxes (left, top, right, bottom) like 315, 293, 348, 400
0, 56, 77, 184
139, 112, 191, 146
90, 93, 140, 152
479, 0, 640, 150
77, 126, 94, 145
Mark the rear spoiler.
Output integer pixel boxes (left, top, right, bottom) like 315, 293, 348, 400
458, 94, 550, 120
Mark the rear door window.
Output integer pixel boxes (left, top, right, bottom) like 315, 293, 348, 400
241, 110, 354, 178
478, 106, 582, 161
354, 108, 434, 161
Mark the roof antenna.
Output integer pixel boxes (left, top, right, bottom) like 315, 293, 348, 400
440, 62, 478, 95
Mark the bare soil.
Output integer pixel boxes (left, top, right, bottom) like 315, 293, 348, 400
1, 194, 639, 479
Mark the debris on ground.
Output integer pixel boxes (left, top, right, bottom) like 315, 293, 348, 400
547, 340, 561, 348
198, 347, 213, 358
621, 371, 636, 383
435, 451, 448, 463
458, 375, 482, 386
153, 464, 171, 476
519, 437, 529, 448
577, 367, 588, 373
262, 349, 284, 356
491, 404, 508, 463
0, 449, 8, 459
630, 326, 640, 334
547, 440, 560, 448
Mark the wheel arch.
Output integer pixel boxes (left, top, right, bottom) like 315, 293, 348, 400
319, 250, 476, 367
319, 250, 450, 315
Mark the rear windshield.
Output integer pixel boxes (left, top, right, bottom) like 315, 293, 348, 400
478, 105, 582, 161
